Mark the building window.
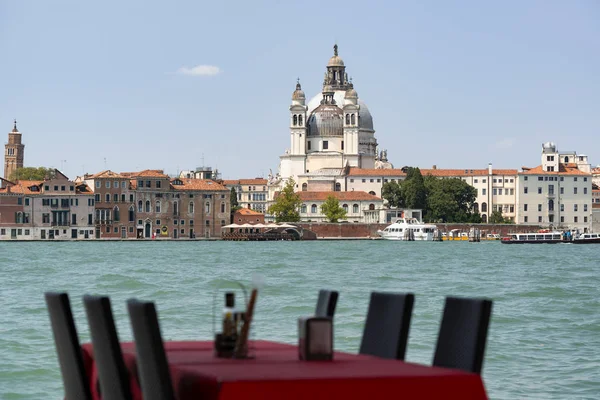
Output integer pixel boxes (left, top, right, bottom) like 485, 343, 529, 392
307, 141, 311, 150
574, 216, 578, 223
138, 200, 143, 212
130, 194, 134, 202
105, 193, 110, 202
301, 204, 307, 213
121, 194, 126, 202
481, 202, 487, 212
342, 204, 348, 213
560, 187, 564, 194
335, 183, 341, 192
574, 204, 578, 212
106, 181, 111, 188
538, 216, 542, 223
122, 181, 127, 189
205, 202, 210, 214
311, 204, 317, 213
574, 187, 578, 194
584, 204, 588, 212
353, 204, 359, 213
538, 204, 542, 212
510, 189, 514, 195
584, 216, 588, 223
205, 220, 210, 226
322, 141, 328, 150
493, 188, 497, 195
584, 187, 588, 194
482, 188, 486, 195
154, 200, 160, 213
510, 205, 514, 213
156, 181, 161, 188
560, 204, 564, 212
574, 177, 578, 182
524, 204, 528, 211
114, 194, 119, 202
189, 202, 194, 213
145, 200, 150, 212
96, 181, 101, 188
129, 206, 134, 222
537, 187, 542, 194
524, 187, 528, 194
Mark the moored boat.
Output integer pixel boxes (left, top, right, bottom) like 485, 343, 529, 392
572, 233, 600, 244
377, 218, 439, 241
501, 231, 565, 244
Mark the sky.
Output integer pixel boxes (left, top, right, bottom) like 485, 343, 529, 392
1, 0, 599, 180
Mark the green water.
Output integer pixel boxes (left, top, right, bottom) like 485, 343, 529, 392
0, 241, 598, 399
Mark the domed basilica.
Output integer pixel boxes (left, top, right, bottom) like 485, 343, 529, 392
271, 45, 391, 193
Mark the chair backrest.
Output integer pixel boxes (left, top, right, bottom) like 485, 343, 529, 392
45, 292, 92, 400
359, 292, 414, 360
315, 290, 339, 318
433, 296, 493, 374
127, 299, 175, 400
83, 295, 132, 400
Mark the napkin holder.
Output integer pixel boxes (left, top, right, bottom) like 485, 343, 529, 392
298, 317, 333, 361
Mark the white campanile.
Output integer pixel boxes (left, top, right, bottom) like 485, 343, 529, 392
290, 79, 307, 155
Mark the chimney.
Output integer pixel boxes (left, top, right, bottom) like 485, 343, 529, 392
432, 165, 437, 170
488, 163, 492, 175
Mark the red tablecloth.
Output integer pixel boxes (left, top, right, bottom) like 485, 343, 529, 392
81, 340, 488, 400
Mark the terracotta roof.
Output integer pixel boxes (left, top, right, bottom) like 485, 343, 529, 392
236, 208, 264, 216
130, 169, 169, 178
88, 170, 125, 179
592, 167, 600, 174
0, 180, 44, 194
347, 167, 517, 177
222, 180, 239, 185
75, 183, 93, 194
348, 168, 406, 177
297, 191, 382, 202
171, 178, 228, 191
519, 164, 591, 176
420, 168, 518, 177
239, 179, 268, 185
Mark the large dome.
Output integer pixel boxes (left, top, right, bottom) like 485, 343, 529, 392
307, 104, 343, 136
306, 91, 374, 131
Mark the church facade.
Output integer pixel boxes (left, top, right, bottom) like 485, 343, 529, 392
273, 45, 390, 195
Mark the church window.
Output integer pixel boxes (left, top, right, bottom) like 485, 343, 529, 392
351, 114, 356, 125
346, 114, 350, 125
302, 183, 307, 191
335, 183, 341, 192
293, 115, 298, 126
322, 141, 328, 150
307, 141, 311, 150
311, 204, 317, 213
353, 204, 359, 213
145, 200, 151, 213
298, 115, 303, 126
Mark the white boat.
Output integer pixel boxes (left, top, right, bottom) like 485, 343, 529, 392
377, 218, 439, 241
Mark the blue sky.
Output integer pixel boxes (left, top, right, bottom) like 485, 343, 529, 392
1, 0, 598, 179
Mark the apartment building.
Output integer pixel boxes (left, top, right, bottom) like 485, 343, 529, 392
222, 178, 268, 213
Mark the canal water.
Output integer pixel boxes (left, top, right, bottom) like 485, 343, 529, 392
0, 240, 598, 399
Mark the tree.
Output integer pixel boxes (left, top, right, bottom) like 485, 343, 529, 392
381, 181, 404, 208
268, 179, 302, 222
8, 167, 51, 181
489, 210, 513, 224
401, 167, 427, 209
321, 195, 347, 222
423, 176, 480, 222
229, 187, 241, 222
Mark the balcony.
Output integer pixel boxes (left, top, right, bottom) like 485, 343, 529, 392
546, 192, 556, 198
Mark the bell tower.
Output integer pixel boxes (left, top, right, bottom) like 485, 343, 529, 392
4, 120, 25, 180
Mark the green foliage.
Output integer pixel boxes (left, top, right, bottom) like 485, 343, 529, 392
402, 167, 427, 209
320, 195, 347, 222
268, 179, 302, 222
381, 181, 404, 208
230, 187, 239, 209
9, 167, 51, 181
423, 175, 480, 223
488, 210, 513, 224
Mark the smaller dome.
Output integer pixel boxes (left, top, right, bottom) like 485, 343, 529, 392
345, 88, 358, 99
292, 81, 305, 101
328, 55, 344, 67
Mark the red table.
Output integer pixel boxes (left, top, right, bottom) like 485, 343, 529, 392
81, 340, 488, 400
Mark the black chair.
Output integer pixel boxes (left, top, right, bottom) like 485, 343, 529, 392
315, 290, 339, 318
359, 292, 414, 360
432, 296, 493, 374
45, 292, 92, 400
83, 295, 132, 400
127, 299, 175, 400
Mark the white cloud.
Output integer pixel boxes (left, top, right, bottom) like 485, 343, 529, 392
176, 64, 221, 76
494, 138, 515, 149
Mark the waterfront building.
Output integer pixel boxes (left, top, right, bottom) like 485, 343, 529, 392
0, 170, 95, 240
82, 170, 136, 239
592, 186, 600, 233
4, 120, 25, 180
222, 178, 268, 213
233, 208, 265, 225
297, 191, 383, 223
515, 142, 592, 231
